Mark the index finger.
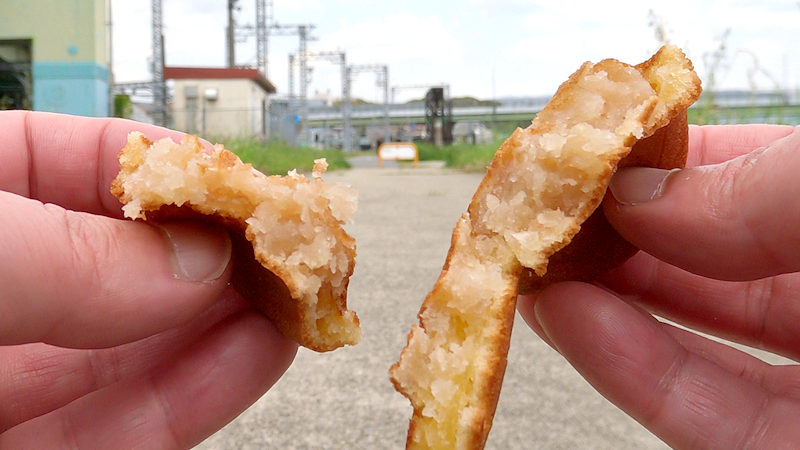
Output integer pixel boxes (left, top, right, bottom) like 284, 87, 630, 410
0, 110, 207, 217
607, 126, 800, 280
687, 124, 796, 167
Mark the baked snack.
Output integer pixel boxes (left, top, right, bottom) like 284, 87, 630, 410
389, 45, 701, 448
517, 108, 690, 293
111, 132, 360, 352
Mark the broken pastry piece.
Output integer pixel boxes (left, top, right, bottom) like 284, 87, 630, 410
390, 45, 701, 449
518, 108, 690, 293
111, 132, 360, 352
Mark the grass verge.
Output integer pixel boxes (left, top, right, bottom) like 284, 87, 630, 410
414, 123, 521, 172
221, 138, 351, 175
416, 137, 508, 172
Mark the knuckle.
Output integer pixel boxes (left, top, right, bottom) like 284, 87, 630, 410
704, 153, 792, 272
701, 159, 742, 225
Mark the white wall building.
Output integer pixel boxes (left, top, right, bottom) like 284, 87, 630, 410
165, 67, 276, 139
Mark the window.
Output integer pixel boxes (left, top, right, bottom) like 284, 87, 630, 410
0, 39, 32, 110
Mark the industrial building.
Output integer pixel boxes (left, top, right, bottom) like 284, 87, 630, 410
0, 0, 110, 116
165, 66, 276, 138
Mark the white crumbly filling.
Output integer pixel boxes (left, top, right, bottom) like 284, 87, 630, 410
475, 65, 655, 274
117, 133, 359, 346
245, 177, 356, 303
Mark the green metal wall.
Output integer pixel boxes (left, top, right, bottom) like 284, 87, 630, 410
0, 0, 109, 116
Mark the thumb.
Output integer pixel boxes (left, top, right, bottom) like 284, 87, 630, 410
605, 127, 800, 281
0, 191, 232, 348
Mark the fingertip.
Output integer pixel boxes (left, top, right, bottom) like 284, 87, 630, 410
519, 282, 602, 351
603, 128, 800, 280
516, 293, 538, 330
524, 282, 666, 381
247, 309, 299, 374
527, 281, 602, 323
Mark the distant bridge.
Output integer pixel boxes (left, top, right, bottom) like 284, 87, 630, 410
306, 97, 550, 127
305, 90, 800, 128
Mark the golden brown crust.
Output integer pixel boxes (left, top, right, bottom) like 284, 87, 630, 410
390, 46, 701, 449
111, 133, 360, 352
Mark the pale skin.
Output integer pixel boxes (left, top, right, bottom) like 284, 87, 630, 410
0, 111, 297, 448
519, 123, 800, 448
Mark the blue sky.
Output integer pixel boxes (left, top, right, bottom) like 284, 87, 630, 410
112, 0, 800, 102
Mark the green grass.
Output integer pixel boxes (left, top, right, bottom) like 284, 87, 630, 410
416, 124, 517, 172
416, 140, 502, 172
221, 138, 351, 175
689, 103, 800, 125
219, 101, 799, 176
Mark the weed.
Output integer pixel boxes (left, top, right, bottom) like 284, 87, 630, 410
220, 137, 351, 175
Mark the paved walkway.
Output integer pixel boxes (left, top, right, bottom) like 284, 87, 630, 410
197, 164, 669, 449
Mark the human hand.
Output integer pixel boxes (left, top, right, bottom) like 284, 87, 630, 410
518, 124, 800, 448
0, 111, 297, 447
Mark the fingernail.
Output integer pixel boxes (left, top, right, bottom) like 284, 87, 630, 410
158, 222, 232, 282
609, 167, 680, 206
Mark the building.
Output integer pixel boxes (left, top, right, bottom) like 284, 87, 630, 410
0, 0, 110, 116
165, 66, 277, 139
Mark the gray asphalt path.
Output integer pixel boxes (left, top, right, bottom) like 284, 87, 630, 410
198, 158, 790, 449
195, 161, 667, 449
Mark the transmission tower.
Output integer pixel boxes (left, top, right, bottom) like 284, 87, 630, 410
348, 64, 390, 144
392, 84, 450, 145
289, 50, 350, 149
227, 0, 272, 76
255, 0, 270, 75
275, 24, 316, 145
151, 0, 166, 126
227, 3, 316, 146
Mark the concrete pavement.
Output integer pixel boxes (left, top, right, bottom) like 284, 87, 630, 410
196, 161, 669, 449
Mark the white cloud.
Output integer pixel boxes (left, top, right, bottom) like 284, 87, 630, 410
319, 13, 463, 64
303, 13, 465, 100
110, 0, 800, 100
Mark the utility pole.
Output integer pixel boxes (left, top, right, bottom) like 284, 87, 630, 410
340, 54, 351, 151
151, 0, 166, 126
287, 53, 297, 146
226, 0, 237, 67
298, 25, 309, 146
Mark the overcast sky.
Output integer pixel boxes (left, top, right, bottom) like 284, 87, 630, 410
111, 0, 800, 103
